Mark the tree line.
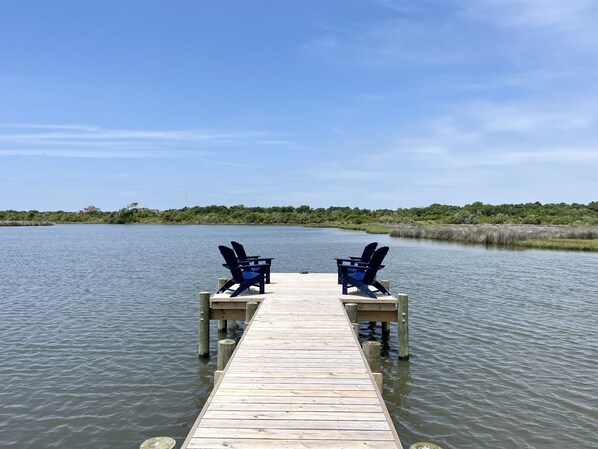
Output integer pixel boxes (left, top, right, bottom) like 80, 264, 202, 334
1, 201, 597, 226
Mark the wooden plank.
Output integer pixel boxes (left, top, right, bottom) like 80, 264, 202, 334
192, 427, 395, 440
199, 419, 390, 430
207, 403, 383, 413
214, 389, 378, 397
220, 377, 373, 384
208, 395, 382, 405
203, 410, 387, 421
188, 439, 399, 449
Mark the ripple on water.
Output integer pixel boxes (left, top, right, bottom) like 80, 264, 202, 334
0, 225, 596, 449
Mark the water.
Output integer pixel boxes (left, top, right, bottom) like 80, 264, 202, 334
0, 224, 596, 449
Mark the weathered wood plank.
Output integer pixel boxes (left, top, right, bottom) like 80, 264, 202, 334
188, 439, 399, 449
200, 419, 390, 430
202, 410, 388, 421
192, 427, 395, 441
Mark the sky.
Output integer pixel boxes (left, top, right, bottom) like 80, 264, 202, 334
1, 0, 597, 211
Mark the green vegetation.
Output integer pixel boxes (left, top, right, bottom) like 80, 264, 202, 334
1, 201, 597, 226
2, 202, 597, 251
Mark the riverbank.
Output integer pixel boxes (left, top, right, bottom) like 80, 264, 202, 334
0, 221, 54, 226
332, 223, 598, 251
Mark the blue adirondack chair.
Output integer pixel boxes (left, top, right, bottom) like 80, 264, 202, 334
340, 246, 391, 298
231, 241, 273, 283
335, 242, 378, 284
231, 241, 260, 260
217, 245, 266, 297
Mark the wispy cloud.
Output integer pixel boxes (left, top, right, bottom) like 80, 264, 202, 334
0, 123, 292, 160
388, 99, 598, 169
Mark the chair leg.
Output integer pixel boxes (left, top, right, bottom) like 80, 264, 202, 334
231, 280, 252, 298
351, 279, 377, 299
217, 279, 235, 293
372, 280, 390, 295
259, 277, 265, 294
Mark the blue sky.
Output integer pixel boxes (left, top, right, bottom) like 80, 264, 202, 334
1, 0, 597, 211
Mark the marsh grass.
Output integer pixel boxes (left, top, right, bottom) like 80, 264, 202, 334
389, 224, 598, 249
334, 224, 392, 234
0, 221, 54, 226
516, 239, 598, 251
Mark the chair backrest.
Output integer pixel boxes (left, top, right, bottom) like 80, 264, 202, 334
360, 242, 378, 262
219, 245, 244, 282
362, 246, 389, 284
231, 241, 248, 260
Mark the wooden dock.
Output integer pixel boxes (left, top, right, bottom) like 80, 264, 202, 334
182, 273, 404, 449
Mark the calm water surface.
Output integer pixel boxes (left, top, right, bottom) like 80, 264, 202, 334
0, 225, 596, 449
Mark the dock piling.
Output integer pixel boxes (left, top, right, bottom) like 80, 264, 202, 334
198, 291, 210, 358
216, 338, 236, 370
363, 340, 381, 372
398, 293, 409, 359
363, 340, 383, 391
140, 436, 176, 449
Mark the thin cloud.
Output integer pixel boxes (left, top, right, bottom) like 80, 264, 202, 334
0, 123, 293, 159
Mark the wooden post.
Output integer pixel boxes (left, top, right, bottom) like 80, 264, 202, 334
380, 280, 391, 338
397, 293, 409, 359
345, 303, 358, 336
345, 303, 358, 323
217, 278, 228, 332
198, 291, 210, 358
246, 301, 258, 323
363, 341, 381, 373
140, 436, 176, 449
363, 341, 383, 392
217, 338, 236, 370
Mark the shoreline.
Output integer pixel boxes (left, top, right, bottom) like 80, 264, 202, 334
0, 221, 54, 227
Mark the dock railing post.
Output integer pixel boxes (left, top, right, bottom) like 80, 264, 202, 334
198, 291, 210, 358
397, 293, 409, 359
217, 278, 228, 332
380, 280, 391, 338
363, 341, 383, 392
345, 303, 359, 336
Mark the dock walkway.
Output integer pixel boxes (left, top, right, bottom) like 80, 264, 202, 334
182, 273, 403, 449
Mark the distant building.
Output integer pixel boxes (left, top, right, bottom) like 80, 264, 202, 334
137, 208, 160, 213
81, 205, 100, 213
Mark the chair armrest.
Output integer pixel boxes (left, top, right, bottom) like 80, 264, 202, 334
223, 263, 271, 270
239, 257, 273, 264
335, 258, 368, 266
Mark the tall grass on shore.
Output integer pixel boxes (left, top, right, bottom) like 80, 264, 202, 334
0, 221, 54, 227
389, 224, 598, 248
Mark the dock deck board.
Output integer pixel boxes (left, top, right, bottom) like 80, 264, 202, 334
182, 273, 403, 449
